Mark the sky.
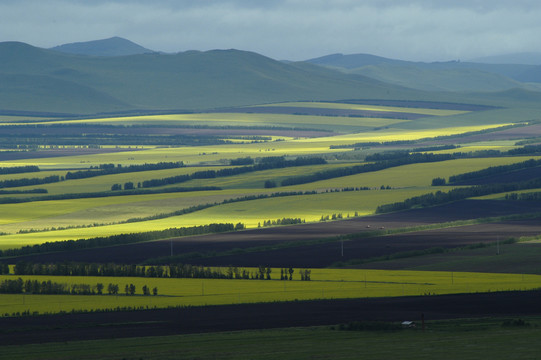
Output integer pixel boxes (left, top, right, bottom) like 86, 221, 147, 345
1, 0, 541, 61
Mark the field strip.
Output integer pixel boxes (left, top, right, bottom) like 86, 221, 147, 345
256, 102, 470, 116
0, 269, 540, 315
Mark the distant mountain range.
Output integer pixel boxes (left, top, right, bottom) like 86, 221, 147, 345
1, 37, 541, 115
305, 53, 541, 92
50, 37, 155, 57
0, 40, 423, 114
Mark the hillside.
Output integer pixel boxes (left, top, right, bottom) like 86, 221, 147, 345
306, 53, 540, 92
50, 37, 155, 57
0, 42, 425, 114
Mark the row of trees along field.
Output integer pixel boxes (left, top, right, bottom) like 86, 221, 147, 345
0, 223, 243, 257
377, 178, 541, 213
280, 153, 454, 186
0, 165, 40, 174
121, 156, 326, 189
7, 262, 312, 281
0, 162, 183, 189
0, 278, 157, 296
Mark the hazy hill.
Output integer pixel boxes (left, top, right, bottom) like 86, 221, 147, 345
0, 41, 422, 114
470, 52, 541, 65
50, 37, 154, 57
306, 53, 539, 92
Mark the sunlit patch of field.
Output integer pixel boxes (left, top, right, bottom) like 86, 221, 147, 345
1, 123, 513, 170
0, 189, 256, 231
258, 102, 470, 116
11, 166, 232, 195
284, 156, 541, 190
0, 188, 432, 248
176, 162, 357, 189
0, 269, 539, 315
431, 140, 519, 154
16, 113, 410, 130
1, 156, 537, 245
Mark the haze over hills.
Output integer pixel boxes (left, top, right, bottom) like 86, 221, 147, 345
306, 53, 541, 92
2, 38, 541, 115
470, 52, 541, 66
50, 37, 155, 57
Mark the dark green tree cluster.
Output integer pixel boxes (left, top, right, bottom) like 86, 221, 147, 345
448, 158, 541, 184
259, 218, 305, 227
0, 165, 40, 174
230, 157, 255, 165
431, 177, 446, 186
280, 268, 295, 280
299, 269, 311, 281
505, 191, 541, 201
0, 175, 60, 189
376, 178, 541, 213
139, 156, 326, 189
65, 162, 184, 180
281, 153, 453, 187
0, 278, 113, 295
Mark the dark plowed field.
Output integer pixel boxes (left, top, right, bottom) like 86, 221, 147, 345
1, 290, 540, 345
7, 200, 541, 266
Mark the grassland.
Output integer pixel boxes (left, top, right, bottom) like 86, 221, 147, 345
5, 319, 541, 360
1, 269, 540, 316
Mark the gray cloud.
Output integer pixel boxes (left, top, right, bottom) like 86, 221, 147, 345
1, 0, 541, 61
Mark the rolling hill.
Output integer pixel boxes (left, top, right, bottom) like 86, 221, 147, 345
50, 37, 155, 57
306, 53, 541, 92
0, 41, 426, 114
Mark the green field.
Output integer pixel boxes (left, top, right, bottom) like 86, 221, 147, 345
4, 319, 541, 360
1, 269, 540, 316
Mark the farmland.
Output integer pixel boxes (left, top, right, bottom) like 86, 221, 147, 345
1, 269, 540, 316
1, 97, 541, 353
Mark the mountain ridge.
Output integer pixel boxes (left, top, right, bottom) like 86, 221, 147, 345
49, 37, 155, 57
0, 41, 423, 114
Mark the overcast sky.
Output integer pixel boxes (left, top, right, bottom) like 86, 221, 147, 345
1, 0, 541, 61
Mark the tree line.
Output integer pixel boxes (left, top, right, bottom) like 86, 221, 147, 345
0, 165, 40, 175
376, 178, 541, 213
0, 175, 60, 189
259, 218, 305, 227
0, 278, 157, 296
505, 191, 541, 201
0, 223, 243, 258
8, 262, 312, 281
0, 186, 220, 205
66, 162, 184, 180
447, 158, 541, 184
0, 162, 183, 189
280, 153, 453, 187
135, 156, 326, 189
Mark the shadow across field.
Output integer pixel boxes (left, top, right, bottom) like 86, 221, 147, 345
6, 199, 541, 266
1, 290, 540, 345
